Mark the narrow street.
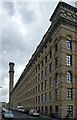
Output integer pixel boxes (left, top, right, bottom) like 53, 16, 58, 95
2, 109, 57, 120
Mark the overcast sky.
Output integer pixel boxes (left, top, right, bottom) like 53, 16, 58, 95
0, 0, 76, 103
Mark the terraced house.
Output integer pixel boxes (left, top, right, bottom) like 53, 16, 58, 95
9, 1, 77, 119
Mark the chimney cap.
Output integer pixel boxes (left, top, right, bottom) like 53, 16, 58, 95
9, 62, 15, 66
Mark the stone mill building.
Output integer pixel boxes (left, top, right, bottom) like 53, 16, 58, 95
9, 1, 77, 119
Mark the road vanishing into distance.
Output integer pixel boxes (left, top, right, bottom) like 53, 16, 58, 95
3, 109, 57, 120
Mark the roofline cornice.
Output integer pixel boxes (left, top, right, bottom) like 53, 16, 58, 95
50, 1, 77, 21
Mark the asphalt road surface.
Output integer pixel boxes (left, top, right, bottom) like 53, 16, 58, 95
2, 109, 54, 120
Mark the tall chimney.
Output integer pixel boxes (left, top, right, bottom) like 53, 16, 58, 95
9, 62, 15, 94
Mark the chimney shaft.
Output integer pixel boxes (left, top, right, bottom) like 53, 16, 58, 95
9, 62, 15, 94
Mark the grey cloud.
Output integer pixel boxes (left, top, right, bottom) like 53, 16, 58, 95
2, 2, 15, 16
2, 89, 9, 102
2, 16, 30, 53
2, 88, 8, 96
2, 2, 57, 102
16, 2, 37, 24
75, 1, 77, 7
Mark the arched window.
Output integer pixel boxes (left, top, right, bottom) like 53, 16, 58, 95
67, 72, 72, 83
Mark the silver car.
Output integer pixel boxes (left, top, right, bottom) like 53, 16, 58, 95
3, 111, 14, 119
29, 110, 39, 116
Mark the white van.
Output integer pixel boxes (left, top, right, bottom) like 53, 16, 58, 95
17, 106, 25, 113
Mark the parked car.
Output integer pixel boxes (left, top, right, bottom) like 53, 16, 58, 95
3, 110, 14, 119
25, 109, 29, 114
29, 110, 39, 116
2, 107, 8, 117
50, 112, 55, 118
66, 113, 72, 120
12, 108, 16, 110
17, 106, 25, 113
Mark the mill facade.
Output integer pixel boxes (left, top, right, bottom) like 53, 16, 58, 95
9, 2, 77, 119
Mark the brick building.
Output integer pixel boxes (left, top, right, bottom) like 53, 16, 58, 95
9, 2, 77, 119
